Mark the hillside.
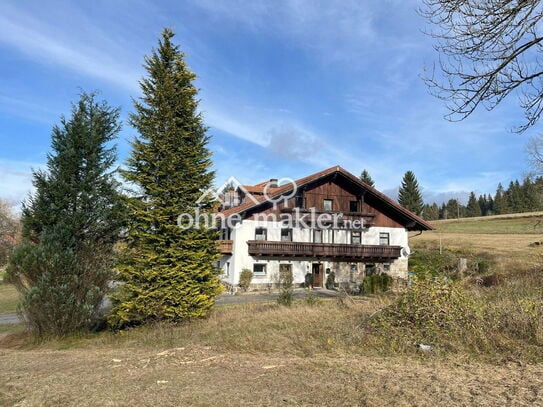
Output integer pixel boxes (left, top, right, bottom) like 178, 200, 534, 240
429, 212, 543, 234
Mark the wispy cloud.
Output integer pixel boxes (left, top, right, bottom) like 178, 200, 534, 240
0, 3, 141, 91
0, 159, 43, 207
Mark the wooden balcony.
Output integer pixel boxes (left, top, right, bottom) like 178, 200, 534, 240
217, 240, 233, 254
247, 240, 401, 260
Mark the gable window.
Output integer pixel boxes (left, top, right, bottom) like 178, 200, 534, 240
295, 193, 304, 208
253, 263, 267, 275
351, 231, 361, 245
379, 232, 390, 246
323, 199, 333, 211
281, 228, 292, 242
255, 227, 267, 241
313, 229, 323, 243
349, 200, 359, 212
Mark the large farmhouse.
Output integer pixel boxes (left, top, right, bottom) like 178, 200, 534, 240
216, 166, 433, 290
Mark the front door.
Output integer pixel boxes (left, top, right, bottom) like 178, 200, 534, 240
312, 263, 323, 288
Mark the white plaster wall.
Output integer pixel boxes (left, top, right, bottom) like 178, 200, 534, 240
220, 220, 410, 286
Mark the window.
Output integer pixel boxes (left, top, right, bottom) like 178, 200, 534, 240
351, 231, 361, 244
281, 228, 292, 242
349, 200, 359, 212
255, 227, 267, 241
295, 194, 304, 208
279, 264, 292, 281
253, 263, 266, 275
220, 228, 231, 240
313, 229, 323, 243
383, 263, 390, 272
323, 199, 333, 211
379, 232, 390, 246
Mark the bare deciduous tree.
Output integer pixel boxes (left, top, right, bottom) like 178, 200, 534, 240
421, 0, 543, 132
0, 199, 20, 266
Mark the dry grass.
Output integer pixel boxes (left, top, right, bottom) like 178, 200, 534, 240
2, 214, 543, 406
2, 300, 543, 406
0, 284, 19, 315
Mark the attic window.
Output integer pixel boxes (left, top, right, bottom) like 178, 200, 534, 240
349, 200, 358, 212
323, 199, 333, 211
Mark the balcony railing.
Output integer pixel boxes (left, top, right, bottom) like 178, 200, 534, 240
247, 240, 401, 259
217, 240, 233, 254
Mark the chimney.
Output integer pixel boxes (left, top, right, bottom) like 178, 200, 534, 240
269, 178, 278, 188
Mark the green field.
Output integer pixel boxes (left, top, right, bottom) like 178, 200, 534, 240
431, 212, 543, 234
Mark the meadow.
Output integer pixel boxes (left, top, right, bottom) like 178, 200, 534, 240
1, 212, 543, 406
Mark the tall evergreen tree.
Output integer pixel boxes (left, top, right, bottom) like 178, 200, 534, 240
398, 170, 424, 215
6, 93, 123, 337
359, 169, 375, 187
422, 202, 439, 221
494, 183, 508, 214
466, 192, 481, 217
109, 29, 222, 328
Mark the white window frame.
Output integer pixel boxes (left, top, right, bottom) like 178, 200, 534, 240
253, 263, 267, 276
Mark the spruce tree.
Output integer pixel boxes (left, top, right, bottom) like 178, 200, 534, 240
359, 169, 375, 187
6, 92, 123, 337
109, 29, 222, 328
494, 183, 508, 214
466, 192, 481, 217
398, 170, 424, 215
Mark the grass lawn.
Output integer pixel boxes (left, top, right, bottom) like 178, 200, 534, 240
431, 212, 543, 234
0, 283, 19, 314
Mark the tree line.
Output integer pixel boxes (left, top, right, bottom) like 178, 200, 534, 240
360, 168, 543, 221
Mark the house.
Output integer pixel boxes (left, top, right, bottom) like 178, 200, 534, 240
216, 165, 433, 290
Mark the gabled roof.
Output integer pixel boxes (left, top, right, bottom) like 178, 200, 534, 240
221, 165, 434, 231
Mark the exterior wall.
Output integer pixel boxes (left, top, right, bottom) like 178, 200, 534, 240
218, 219, 410, 289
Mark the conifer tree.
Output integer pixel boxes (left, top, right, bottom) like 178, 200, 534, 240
359, 169, 375, 187
6, 92, 123, 337
494, 183, 508, 214
466, 192, 481, 217
109, 29, 222, 328
398, 171, 424, 215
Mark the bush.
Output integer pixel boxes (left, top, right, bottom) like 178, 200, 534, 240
360, 274, 393, 295
325, 271, 335, 289
304, 272, 313, 288
373, 277, 481, 345
277, 268, 294, 306
239, 268, 253, 292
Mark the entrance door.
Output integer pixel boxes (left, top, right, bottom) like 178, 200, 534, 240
312, 263, 323, 288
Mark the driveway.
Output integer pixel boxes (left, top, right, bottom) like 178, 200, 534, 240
0, 289, 342, 325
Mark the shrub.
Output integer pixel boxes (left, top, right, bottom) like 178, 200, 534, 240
360, 274, 393, 295
304, 272, 313, 288
277, 268, 294, 306
325, 271, 335, 289
373, 277, 481, 345
239, 268, 253, 292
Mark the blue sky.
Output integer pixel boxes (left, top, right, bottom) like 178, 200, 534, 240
0, 0, 536, 207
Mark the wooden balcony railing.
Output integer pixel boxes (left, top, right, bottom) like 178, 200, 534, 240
217, 240, 233, 254
247, 240, 401, 259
